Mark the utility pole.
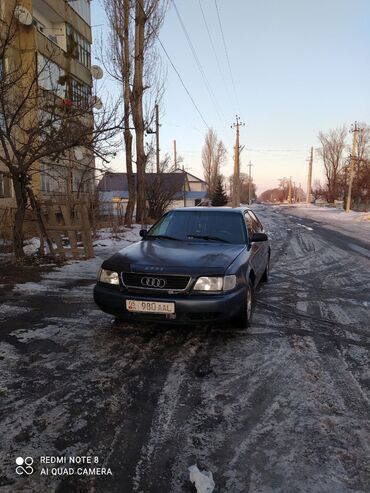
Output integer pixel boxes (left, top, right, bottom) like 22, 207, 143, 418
248, 161, 253, 205
346, 122, 359, 213
173, 139, 177, 168
146, 104, 160, 173
287, 176, 292, 203
231, 116, 245, 207
306, 146, 313, 203
155, 104, 160, 173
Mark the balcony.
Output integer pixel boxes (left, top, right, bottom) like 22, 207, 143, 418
32, 0, 67, 50
32, 0, 92, 42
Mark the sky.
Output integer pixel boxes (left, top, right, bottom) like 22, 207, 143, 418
91, 0, 370, 194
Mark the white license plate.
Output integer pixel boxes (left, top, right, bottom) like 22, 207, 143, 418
126, 300, 175, 314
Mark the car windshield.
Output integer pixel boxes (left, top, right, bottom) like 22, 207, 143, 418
146, 210, 247, 244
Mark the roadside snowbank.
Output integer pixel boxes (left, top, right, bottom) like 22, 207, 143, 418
269, 203, 370, 223
13, 225, 141, 293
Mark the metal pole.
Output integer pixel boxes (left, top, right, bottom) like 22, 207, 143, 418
173, 139, 177, 168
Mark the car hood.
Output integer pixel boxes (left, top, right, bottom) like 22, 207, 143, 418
102, 239, 246, 275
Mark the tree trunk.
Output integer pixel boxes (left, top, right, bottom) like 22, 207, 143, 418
131, 0, 147, 224
12, 174, 28, 260
123, 0, 135, 227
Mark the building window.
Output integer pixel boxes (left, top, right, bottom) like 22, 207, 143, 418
38, 110, 62, 139
73, 168, 93, 193
40, 163, 69, 193
69, 78, 90, 106
38, 54, 66, 98
66, 24, 91, 68
0, 172, 11, 198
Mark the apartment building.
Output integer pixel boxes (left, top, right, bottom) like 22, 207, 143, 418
0, 0, 95, 209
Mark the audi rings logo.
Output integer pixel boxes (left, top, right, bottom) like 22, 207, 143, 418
15, 457, 34, 475
141, 276, 166, 288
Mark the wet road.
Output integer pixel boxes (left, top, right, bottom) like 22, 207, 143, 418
1, 205, 370, 492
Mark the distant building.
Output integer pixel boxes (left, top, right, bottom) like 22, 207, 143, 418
97, 170, 207, 215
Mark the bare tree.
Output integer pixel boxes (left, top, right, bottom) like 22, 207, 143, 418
131, 0, 168, 223
0, 3, 121, 259
103, 0, 168, 225
311, 179, 325, 202
104, 0, 136, 226
353, 124, 370, 209
317, 127, 347, 203
239, 173, 257, 203
201, 128, 227, 196
145, 153, 183, 220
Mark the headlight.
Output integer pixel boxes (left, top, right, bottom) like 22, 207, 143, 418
99, 268, 120, 285
193, 275, 236, 292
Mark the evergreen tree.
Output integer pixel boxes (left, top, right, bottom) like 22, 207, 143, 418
211, 176, 228, 206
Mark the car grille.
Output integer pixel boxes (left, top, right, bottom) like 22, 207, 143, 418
121, 272, 191, 292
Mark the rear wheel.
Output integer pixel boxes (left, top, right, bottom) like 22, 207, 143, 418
232, 278, 254, 328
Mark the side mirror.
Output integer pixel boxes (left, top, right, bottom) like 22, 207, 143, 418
139, 229, 148, 238
250, 232, 268, 242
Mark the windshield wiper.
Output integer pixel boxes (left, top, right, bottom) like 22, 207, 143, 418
146, 235, 181, 241
187, 235, 230, 243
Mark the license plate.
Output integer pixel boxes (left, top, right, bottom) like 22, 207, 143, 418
126, 300, 175, 314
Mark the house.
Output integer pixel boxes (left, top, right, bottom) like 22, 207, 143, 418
97, 170, 208, 215
0, 0, 95, 212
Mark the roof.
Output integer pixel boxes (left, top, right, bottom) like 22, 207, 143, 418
97, 172, 186, 192
185, 191, 207, 199
173, 207, 249, 213
98, 190, 208, 201
174, 168, 207, 184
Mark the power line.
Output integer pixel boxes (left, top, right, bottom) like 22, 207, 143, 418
197, 0, 232, 114
137, 0, 209, 129
172, 0, 224, 123
214, 0, 239, 111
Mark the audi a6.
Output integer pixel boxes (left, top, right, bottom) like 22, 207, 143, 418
94, 207, 270, 327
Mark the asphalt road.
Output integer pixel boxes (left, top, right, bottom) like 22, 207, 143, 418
1, 205, 370, 493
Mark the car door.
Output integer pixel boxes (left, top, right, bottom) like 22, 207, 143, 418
248, 210, 269, 278
245, 211, 266, 282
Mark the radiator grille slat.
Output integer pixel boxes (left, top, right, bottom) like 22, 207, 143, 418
122, 272, 191, 291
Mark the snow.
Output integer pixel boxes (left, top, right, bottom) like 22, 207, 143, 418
261, 203, 370, 244
269, 203, 370, 223
23, 237, 41, 255
13, 225, 141, 293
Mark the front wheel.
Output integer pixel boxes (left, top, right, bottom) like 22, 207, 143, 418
260, 258, 270, 283
231, 279, 254, 328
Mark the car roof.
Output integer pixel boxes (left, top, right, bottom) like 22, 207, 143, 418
172, 206, 250, 213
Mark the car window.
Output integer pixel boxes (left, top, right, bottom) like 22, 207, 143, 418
244, 212, 255, 237
248, 211, 263, 232
147, 211, 247, 244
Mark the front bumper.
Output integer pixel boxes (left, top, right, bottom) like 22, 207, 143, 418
93, 283, 246, 324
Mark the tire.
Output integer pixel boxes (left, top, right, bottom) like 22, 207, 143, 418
261, 258, 270, 283
232, 278, 254, 328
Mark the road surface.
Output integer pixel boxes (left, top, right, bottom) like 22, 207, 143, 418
0, 205, 369, 492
